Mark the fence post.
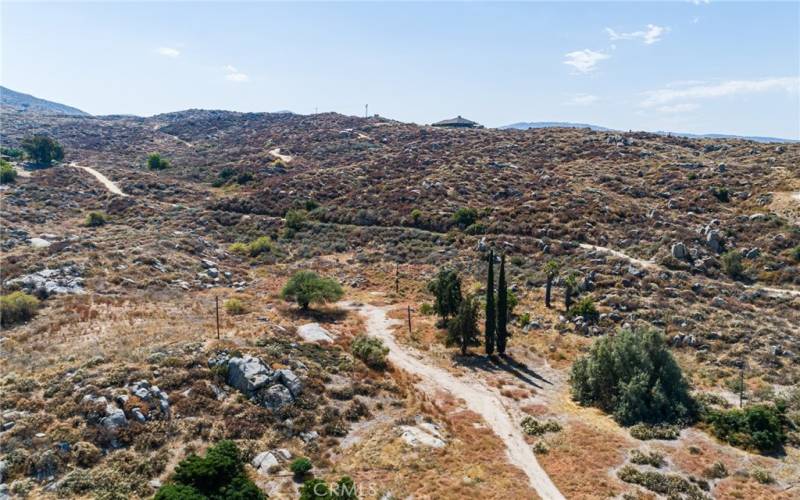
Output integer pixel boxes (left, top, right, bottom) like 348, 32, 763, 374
407, 305, 412, 334
215, 296, 220, 340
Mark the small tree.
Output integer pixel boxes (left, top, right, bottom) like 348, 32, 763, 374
447, 296, 480, 355
21, 135, 63, 165
451, 207, 478, 229
285, 209, 307, 230
427, 268, 462, 323
496, 254, 509, 355
484, 250, 496, 356
1, 292, 40, 326
721, 250, 743, 278
147, 153, 170, 170
290, 457, 313, 479
84, 211, 107, 227
281, 271, 344, 310
543, 260, 559, 308
564, 272, 578, 312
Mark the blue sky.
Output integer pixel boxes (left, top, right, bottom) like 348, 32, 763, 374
2, 1, 799, 138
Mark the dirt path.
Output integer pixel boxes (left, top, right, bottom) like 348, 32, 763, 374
349, 302, 565, 500
578, 242, 658, 271
269, 148, 293, 163
69, 162, 128, 196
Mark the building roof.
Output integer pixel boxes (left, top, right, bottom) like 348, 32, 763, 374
431, 115, 481, 127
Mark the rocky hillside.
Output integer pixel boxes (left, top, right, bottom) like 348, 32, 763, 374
0, 87, 89, 117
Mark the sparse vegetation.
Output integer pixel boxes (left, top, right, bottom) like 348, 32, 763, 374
351, 335, 389, 370
570, 328, 695, 426
21, 135, 63, 165
0, 291, 40, 326
629, 449, 665, 468
451, 206, 478, 229
567, 295, 598, 323
721, 250, 744, 278
521, 416, 562, 436
228, 236, 274, 257
286, 209, 308, 230
617, 465, 708, 499
281, 271, 344, 310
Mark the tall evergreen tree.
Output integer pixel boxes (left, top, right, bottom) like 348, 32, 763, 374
496, 254, 508, 355
484, 250, 496, 356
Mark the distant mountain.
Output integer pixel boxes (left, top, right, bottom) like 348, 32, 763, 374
501, 121, 612, 132
500, 121, 797, 143
0, 86, 89, 116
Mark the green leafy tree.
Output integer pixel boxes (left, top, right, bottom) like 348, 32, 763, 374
0, 159, 17, 184
543, 260, 560, 308
281, 271, 344, 310
447, 296, 480, 356
21, 135, 63, 165
570, 328, 696, 426
496, 254, 509, 355
484, 250, 496, 356
155, 440, 265, 500
427, 268, 462, 323
451, 207, 478, 229
147, 153, 170, 170
705, 405, 785, 454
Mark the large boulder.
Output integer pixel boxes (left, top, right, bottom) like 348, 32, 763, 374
671, 242, 688, 260
252, 452, 280, 474
297, 323, 334, 343
227, 355, 275, 396
276, 369, 303, 398
258, 384, 294, 410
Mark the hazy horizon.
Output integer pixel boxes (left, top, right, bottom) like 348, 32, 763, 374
2, 1, 798, 139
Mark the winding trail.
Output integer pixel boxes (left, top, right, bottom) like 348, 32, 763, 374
69, 162, 128, 196
578, 242, 658, 271
349, 302, 565, 500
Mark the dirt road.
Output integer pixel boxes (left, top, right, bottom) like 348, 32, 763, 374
350, 302, 565, 500
269, 148, 293, 163
69, 163, 128, 196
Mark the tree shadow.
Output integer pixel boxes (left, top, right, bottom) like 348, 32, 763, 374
451, 352, 552, 389
285, 305, 349, 323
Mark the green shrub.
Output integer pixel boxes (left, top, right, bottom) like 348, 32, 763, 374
629, 423, 680, 441
629, 449, 665, 468
517, 312, 531, 327
464, 222, 485, 235
224, 298, 246, 315
290, 457, 313, 478
704, 405, 785, 453
571, 328, 695, 426
712, 186, 730, 202
751, 469, 774, 484
410, 208, 422, 225
235, 172, 253, 185
568, 296, 598, 322
720, 250, 743, 278
1, 146, 23, 158
85, 211, 107, 227
21, 135, 63, 165
451, 207, 478, 228
791, 245, 800, 262
285, 209, 308, 230
147, 153, 170, 170
156, 440, 264, 499
228, 236, 274, 258
617, 465, 707, 498
703, 461, 728, 479
0, 292, 40, 326
0, 160, 17, 184
419, 303, 434, 315
351, 335, 389, 370
281, 271, 344, 310
520, 416, 562, 436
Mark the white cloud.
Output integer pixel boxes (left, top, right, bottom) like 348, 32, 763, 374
641, 77, 800, 107
689, 0, 710, 5
224, 65, 249, 83
656, 103, 700, 114
565, 93, 599, 106
605, 24, 668, 45
563, 50, 610, 74
156, 47, 180, 58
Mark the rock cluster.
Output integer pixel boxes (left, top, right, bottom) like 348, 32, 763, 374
210, 354, 303, 410
4, 265, 84, 297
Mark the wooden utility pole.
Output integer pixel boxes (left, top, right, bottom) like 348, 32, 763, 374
407, 306, 412, 334
215, 296, 220, 340
395, 263, 400, 294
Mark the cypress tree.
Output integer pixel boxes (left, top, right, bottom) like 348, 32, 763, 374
484, 250, 495, 356
497, 254, 508, 355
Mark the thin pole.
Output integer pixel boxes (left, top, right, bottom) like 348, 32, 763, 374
395, 263, 399, 294
215, 296, 220, 340
739, 360, 745, 408
407, 306, 412, 334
